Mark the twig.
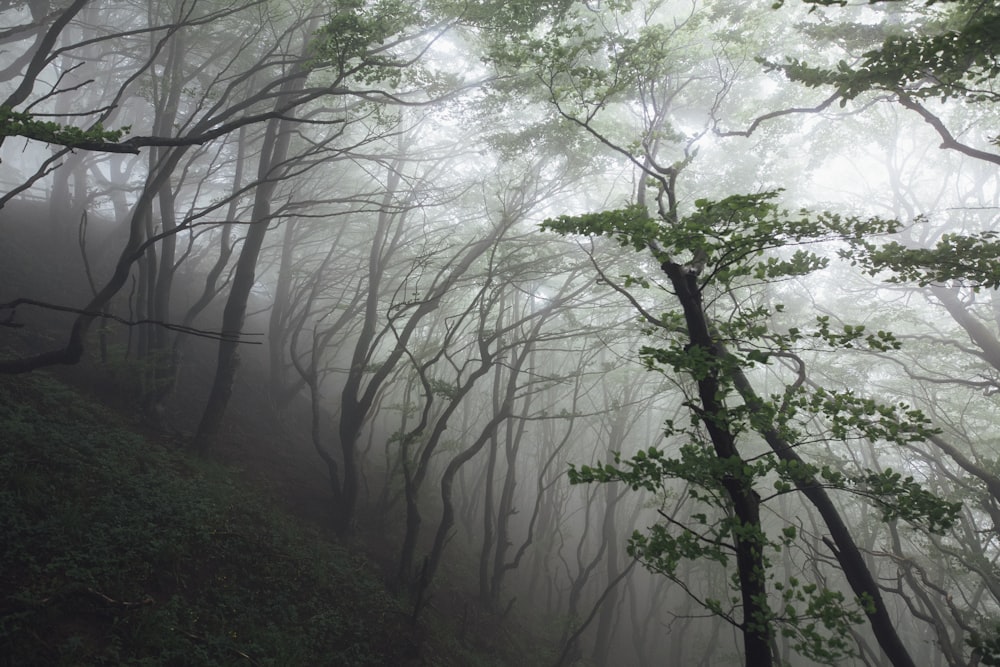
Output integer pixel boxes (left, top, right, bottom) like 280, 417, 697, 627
0, 297, 262, 344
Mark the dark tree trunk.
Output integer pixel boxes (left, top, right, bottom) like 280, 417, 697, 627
195, 72, 305, 449
662, 261, 774, 667
726, 363, 917, 667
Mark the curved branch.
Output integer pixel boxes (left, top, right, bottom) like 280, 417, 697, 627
553, 559, 638, 667
713, 92, 840, 138
0, 298, 262, 343
897, 92, 1000, 166
1, 0, 88, 110
582, 242, 679, 332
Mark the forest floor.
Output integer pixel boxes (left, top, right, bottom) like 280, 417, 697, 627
0, 367, 555, 666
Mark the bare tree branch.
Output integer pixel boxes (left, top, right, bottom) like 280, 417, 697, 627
712, 92, 840, 138
897, 92, 1000, 166
0, 298, 262, 343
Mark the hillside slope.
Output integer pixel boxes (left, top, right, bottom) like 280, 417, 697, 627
0, 372, 513, 666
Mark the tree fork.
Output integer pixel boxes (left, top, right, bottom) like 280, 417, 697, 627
729, 363, 917, 667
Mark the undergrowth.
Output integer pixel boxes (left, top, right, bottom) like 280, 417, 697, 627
0, 372, 425, 666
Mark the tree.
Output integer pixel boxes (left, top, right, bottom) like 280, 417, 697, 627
771, 0, 1000, 166
0, 0, 452, 383
546, 189, 962, 666
755, 2, 1000, 660
478, 0, 914, 661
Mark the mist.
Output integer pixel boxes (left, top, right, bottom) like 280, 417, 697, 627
2, 0, 999, 665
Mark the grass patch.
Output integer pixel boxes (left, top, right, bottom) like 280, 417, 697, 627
0, 373, 419, 666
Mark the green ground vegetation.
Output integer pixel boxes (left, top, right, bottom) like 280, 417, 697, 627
0, 372, 512, 666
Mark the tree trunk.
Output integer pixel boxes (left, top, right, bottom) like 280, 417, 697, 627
195, 71, 306, 449
729, 351, 917, 667
663, 261, 773, 667
267, 217, 300, 406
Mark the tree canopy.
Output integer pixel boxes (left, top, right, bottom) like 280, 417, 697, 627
2, 0, 1000, 665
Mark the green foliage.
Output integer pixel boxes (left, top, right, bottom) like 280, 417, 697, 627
0, 107, 130, 148
770, 0, 1000, 105
572, 447, 762, 577
551, 182, 962, 664
639, 342, 739, 382
570, 436, 958, 664
969, 625, 1000, 666
849, 468, 961, 533
428, 378, 460, 399
96, 343, 175, 405
543, 192, 902, 288
842, 231, 1000, 290
309, 0, 421, 84
481, 0, 711, 141
570, 446, 869, 665
543, 204, 657, 251
0, 373, 419, 665
774, 458, 960, 534
435, 0, 574, 33
786, 387, 940, 445
772, 578, 863, 663
807, 316, 902, 351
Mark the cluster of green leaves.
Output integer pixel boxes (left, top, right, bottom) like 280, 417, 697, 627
772, 457, 960, 533
570, 446, 869, 665
849, 468, 961, 532
0, 373, 412, 666
797, 316, 902, 351
842, 231, 1000, 290
784, 387, 939, 445
543, 204, 660, 250
0, 107, 129, 148
770, 0, 1000, 104
430, 0, 574, 34
572, 447, 764, 580
428, 377, 461, 400
772, 578, 864, 663
308, 0, 421, 84
543, 192, 902, 287
639, 341, 741, 382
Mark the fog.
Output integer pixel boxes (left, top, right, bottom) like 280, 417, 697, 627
2, 0, 999, 665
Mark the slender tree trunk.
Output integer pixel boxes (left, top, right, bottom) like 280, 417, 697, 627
424, 404, 513, 593
591, 478, 621, 665
663, 261, 773, 667
174, 124, 248, 335
479, 337, 506, 602
399, 343, 501, 585
556, 486, 606, 663
479, 426, 499, 602
267, 217, 301, 406
489, 393, 528, 608
331, 160, 404, 534
334, 234, 500, 534
195, 70, 306, 449
728, 363, 917, 667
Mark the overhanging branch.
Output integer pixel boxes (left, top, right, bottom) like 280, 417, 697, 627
712, 92, 840, 138
1, 298, 263, 343
896, 92, 1000, 166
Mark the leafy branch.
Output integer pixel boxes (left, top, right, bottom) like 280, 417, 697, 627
0, 107, 130, 149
